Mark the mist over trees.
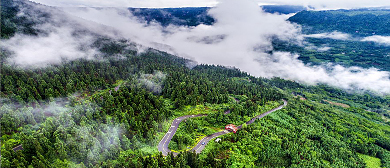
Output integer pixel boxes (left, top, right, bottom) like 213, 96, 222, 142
1, 0, 390, 167
289, 9, 390, 36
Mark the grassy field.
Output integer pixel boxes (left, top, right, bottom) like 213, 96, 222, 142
358, 153, 382, 168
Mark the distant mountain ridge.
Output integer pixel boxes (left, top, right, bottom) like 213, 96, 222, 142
128, 7, 214, 27
128, 5, 307, 27
288, 9, 390, 36
261, 5, 309, 14
1, 1, 390, 168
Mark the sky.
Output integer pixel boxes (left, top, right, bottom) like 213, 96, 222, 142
30, 0, 390, 9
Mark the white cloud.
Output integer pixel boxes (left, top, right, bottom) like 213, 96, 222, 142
30, 0, 389, 9
0, 2, 120, 68
30, 0, 218, 8
1, 26, 99, 67
138, 71, 167, 94
5, 0, 390, 94
263, 52, 390, 93
257, 0, 389, 10
305, 45, 332, 52
60, 0, 390, 94
303, 32, 352, 40
317, 46, 331, 52
362, 35, 390, 45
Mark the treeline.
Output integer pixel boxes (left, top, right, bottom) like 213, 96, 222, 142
280, 82, 390, 119
1, 40, 284, 167
169, 100, 282, 151
272, 37, 390, 72
2, 44, 388, 167
163, 65, 283, 108
1, 1, 389, 167
201, 99, 390, 167
2, 46, 389, 167
0, 48, 187, 103
118, 152, 227, 168
1, 0, 51, 39
289, 10, 390, 36
129, 7, 214, 27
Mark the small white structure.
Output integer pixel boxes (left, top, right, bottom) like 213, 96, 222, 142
215, 138, 221, 143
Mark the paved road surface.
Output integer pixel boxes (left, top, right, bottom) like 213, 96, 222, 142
158, 100, 287, 156
158, 114, 206, 156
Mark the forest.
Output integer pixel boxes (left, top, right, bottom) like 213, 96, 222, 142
1, 0, 390, 167
128, 7, 215, 27
1, 39, 389, 167
272, 37, 390, 72
271, 9, 390, 72
288, 9, 390, 36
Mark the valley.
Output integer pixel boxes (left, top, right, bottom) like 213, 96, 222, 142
1, 0, 389, 167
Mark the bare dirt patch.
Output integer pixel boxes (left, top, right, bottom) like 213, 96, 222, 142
323, 100, 350, 108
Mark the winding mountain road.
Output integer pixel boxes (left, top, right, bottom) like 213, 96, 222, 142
158, 114, 207, 156
158, 100, 287, 156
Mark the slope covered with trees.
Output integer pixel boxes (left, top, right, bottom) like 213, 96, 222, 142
1, 1, 389, 168
272, 9, 390, 72
129, 7, 215, 27
272, 37, 390, 71
288, 9, 390, 36
2, 40, 389, 167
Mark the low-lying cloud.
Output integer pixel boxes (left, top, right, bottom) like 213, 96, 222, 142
304, 45, 332, 52
361, 35, 390, 45
0, 97, 124, 164
264, 52, 390, 93
30, 0, 390, 10
63, 0, 390, 94
303, 31, 352, 40
137, 71, 167, 94
261, 0, 389, 10
31, 0, 218, 8
4, 0, 390, 94
1, 26, 98, 67
0, 1, 119, 68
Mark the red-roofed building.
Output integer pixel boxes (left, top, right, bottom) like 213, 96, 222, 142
225, 124, 238, 133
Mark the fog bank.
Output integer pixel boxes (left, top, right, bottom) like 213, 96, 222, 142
3, 0, 390, 94
64, 0, 390, 94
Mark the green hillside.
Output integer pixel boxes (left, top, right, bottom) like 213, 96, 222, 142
288, 9, 390, 36
1, 1, 390, 167
2, 38, 389, 167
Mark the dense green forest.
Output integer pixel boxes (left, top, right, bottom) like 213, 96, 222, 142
2, 43, 390, 167
261, 5, 307, 14
128, 7, 215, 27
277, 9, 390, 71
289, 9, 390, 36
128, 5, 306, 27
2, 40, 390, 167
272, 37, 390, 71
1, 0, 390, 167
